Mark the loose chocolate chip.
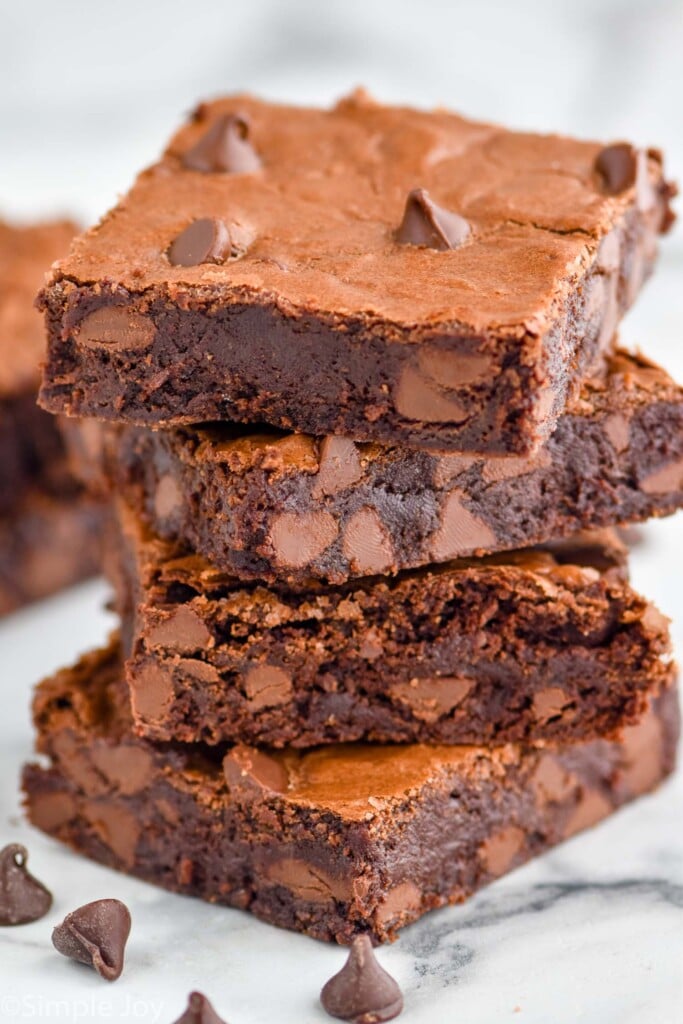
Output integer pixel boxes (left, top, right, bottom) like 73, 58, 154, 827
395, 188, 470, 250
320, 935, 403, 1023
168, 219, 232, 267
594, 143, 638, 195
172, 991, 227, 1024
0, 844, 52, 926
183, 113, 262, 174
52, 898, 131, 981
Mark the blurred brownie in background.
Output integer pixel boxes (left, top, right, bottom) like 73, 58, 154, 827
0, 219, 103, 614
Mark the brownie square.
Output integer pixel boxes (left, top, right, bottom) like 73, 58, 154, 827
106, 497, 671, 749
0, 487, 103, 615
75, 349, 683, 585
23, 640, 679, 943
0, 219, 104, 611
38, 92, 674, 453
0, 219, 77, 514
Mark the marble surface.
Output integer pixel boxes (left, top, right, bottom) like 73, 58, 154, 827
1, 1, 682, 1020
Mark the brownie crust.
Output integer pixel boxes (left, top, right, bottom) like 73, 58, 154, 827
23, 642, 679, 944
108, 499, 672, 748
83, 350, 683, 585
38, 93, 674, 453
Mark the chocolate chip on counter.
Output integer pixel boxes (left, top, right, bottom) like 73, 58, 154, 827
51, 898, 131, 981
395, 188, 470, 250
172, 991, 228, 1024
0, 844, 52, 925
320, 934, 403, 1023
168, 219, 232, 267
594, 143, 638, 195
183, 113, 262, 174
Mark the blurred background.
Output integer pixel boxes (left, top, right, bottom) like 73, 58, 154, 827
1, 0, 682, 228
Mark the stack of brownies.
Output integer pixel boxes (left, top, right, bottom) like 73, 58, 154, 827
0, 219, 101, 615
23, 93, 682, 944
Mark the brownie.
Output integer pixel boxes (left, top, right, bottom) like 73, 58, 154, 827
77, 350, 683, 585
0, 218, 105, 611
38, 92, 674, 453
0, 219, 78, 513
23, 641, 679, 944
107, 498, 671, 748
0, 486, 103, 616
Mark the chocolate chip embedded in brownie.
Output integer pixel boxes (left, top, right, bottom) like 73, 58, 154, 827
106, 496, 671, 748
79, 349, 683, 585
23, 640, 679, 944
38, 92, 675, 453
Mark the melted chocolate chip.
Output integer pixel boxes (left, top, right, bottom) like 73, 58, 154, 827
396, 188, 470, 251
52, 898, 131, 981
594, 144, 638, 195
168, 219, 232, 267
183, 114, 262, 174
320, 935, 403, 1022
0, 844, 52, 926
172, 991, 227, 1024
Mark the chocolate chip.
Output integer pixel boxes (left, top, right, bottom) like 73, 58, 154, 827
0, 844, 52, 926
320, 935, 403, 1023
183, 113, 262, 174
168, 219, 232, 267
77, 307, 155, 351
172, 991, 227, 1024
396, 188, 470, 250
243, 663, 293, 709
223, 746, 289, 798
342, 508, 394, 575
594, 143, 638, 195
269, 510, 339, 569
52, 898, 131, 981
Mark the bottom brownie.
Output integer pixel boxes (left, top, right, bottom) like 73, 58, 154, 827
0, 486, 103, 615
23, 641, 679, 944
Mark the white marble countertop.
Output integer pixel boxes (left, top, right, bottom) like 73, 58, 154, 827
1, 1, 682, 1019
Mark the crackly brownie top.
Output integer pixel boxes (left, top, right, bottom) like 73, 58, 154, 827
46, 91, 672, 331
0, 219, 76, 397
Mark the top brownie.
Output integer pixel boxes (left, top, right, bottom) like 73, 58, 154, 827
38, 92, 675, 451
